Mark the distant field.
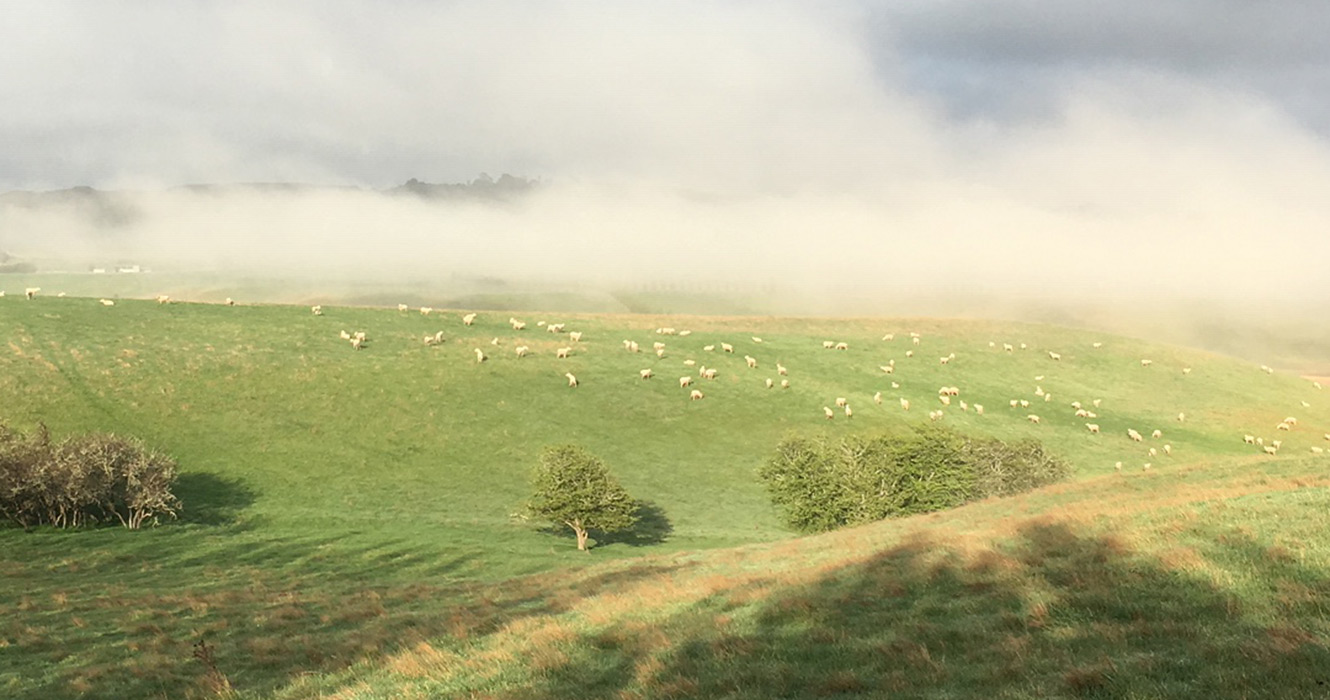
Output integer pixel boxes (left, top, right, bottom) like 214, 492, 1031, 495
1, 293, 1328, 698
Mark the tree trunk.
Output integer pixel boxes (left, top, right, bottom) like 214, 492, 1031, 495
567, 519, 590, 552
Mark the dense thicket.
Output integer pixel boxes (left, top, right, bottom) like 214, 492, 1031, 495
0, 423, 180, 529
758, 427, 1070, 533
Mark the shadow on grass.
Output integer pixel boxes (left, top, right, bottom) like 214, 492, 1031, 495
173, 472, 259, 526
532, 500, 675, 549
503, 521, 1330, 699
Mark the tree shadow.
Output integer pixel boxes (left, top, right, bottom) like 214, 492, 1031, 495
173, 472, 259, 526
596, 500, 674, 547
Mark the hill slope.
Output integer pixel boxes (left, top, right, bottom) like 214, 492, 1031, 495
1, 296, 1328, 698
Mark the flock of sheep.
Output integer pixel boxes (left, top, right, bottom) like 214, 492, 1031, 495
10, 290, 1327, 470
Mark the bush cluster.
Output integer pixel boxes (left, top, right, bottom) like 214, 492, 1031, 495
0, 423, 180, 529
757, 427, 1070, 533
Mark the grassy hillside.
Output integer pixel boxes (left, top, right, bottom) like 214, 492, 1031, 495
1, 294, 1327, 698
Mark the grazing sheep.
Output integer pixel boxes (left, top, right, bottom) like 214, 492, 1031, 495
569, 331, 583, 342
653, 342, 666, 351
491, 337, 500, 346
1092, 399, 1102, 408
900, 398, 910, 411
1075, 409, 1090, 418
912, 337, 921, 346
398, 304, 409, 312
655, 348, 665, 358
679, 376, 693, 388
752, 337, 763, 343
781, 379, 790, 389
1003, 343, 1014, 352
1020, 400, 1031, 408
1086, 423, 1100, 433
824, 406, 835, 419
836, 397, 848, 408
475, 348, 487, 363
1272, 440, 1283, 449
690, 389, 704, 400
939, 395, 952, 406
745, 355, 757, 368
683, 359, 696, 366
547, 323, 565, 334
765, 378, 774, 389
420, 307, 432, 316
350, 336, 364, 350
1092, 342, 1103, 348
702, 368, 718, 380
353, 331, 367, 342
1149, 448, 1158, 457
1314, 381, 1323, 390
891, 382, 899, 389
1182, 368, 1192, 375
1027, 415, 1041, 424
513, 321, 527, 331
158, 295, 172, 305
1177, 412, 1186, 422
883, 334, 895, 341
822, 341, 834, 349
905, 350, 914, 358
226, 298, 236, 306
1035, 386, 1045, 397
1151, 429, 1162, 439
968, 403, 981, 415
1244, 435, 1257, 444
705, 345, 716, 352
835, 342, 849, 351
641, 369, 654, 379
939, 356, 951, 365
566, 372, 579, 388
879, 365, 895, 374
778, 363, 788, 376
515, 346, 529, 357
556, 347, 571, 359
844, 405, 853, 419
1044, 394, 1053, 402
1143, 463, 1152, 471
1071, 401, 1083, 410
1128, 429, 1143, 442
1163, 444, 1172, 455
1301, 401, 1312, 408
1260, 365, 1274, 374
1010, 399, 1019, 408
1115, 461, 1123, 470
989, 341, 996, 348
1277, 422, 1291, 431
660, 328, 677, 335
340, 330, 352, 340
960, 400, 969, 412
1325, 433, 1330, 441
1048, 351, 1062, 361
1285, 417, 1298, 426
1313, 447, 1325, 455
1020, 343, 1028, 350
1264, 445, 1279, 455
99, 299, 115, 306
678, 330, 692, 337
929, 410, 943, 421
462, 313, 476, 326
24, 287, 40, 300
629, 341, 640, 353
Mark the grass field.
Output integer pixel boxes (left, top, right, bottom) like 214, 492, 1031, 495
1, 293, 1328, 698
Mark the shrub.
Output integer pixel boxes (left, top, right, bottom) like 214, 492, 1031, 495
758, 427, 1069, 533
0, 423, 180, 529
526, 445, 640, 552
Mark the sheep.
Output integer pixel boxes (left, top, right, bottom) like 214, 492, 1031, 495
515, 346, 529, 357
989, 341, 996, 348
512, 321, 527, 331
1092, 399, 1102, 408
1285, 417, 1299, 426
1143, 463, 1152, 471
1071, 401, 1083, 410
24, 288, 43, 300
1243, 435, 1256, 444
660, 328, 677, 335
226, 298, 236, 306
1140, 359, 1152, 367
353, 331, 367, 342
678, 330, 692, 337
844, 404, 853, 419
690, 389, 704, 401
1020, 400, 1031, 408
569, 331, 583, 342
1272, 439, 1283, 449
1163, 444, 1172, 455
679, 376, 693, 388
705, 345, 716, 352
340, 330, 352, 340
1148, 448, 1158, 457
745, 355, 757, 368
880, 365, 895, 374
420, 307, 432, 316
891, 382, 899, 389
683, 359, 696, 366
1085, 411, 1098, 419
1151, 429, 1162, 439
1092, 342, 1103, 349
929, 410, 943, 421
912, 337, 921, 346
1048, 351, 1062, 361
824, 406, 835, 419
1325, 433, 1330, 441
641, 369, 654, 380
1313, 381, 1323, 390
1301, 401, 1312, 408
653, 342, 666, 351
1177, 412, 1186, 422
702, 368, 718, 380
1035, 386, 1045, 397
556, 347, 572, 359
350, 336, 364, 350
547, 323, 565, 334
1115, 461, 1123, 470
629, 341, 640, 353
777, 363, 788, 376
781, 379, 791, 389
475, 348, 487, 363
99, 299, 115, 306
434, 331, 445, 344
1020, 343, 1028, 350
959, 400, 969, 412
939, 395, 952, 406
567, 372, 579, 388
1075, 409, 1090, 418
1182, 368, 1192, 375
424, 333, 439, 346
822, 341, 835, 349
1003, 343, 1014, 352
752, 337, 763, 343
939, 356, 951, 365
882, 334, 895, 341
1044, 394, 1053, 402
1010, 399, 1020, 408
835, 342, 849, 351
1086, 423, 1100, 433
491, 337, 500, 346
1260, 365, 1274, 374
1276, 422, 1291, 431
765, 378, 774, 389
1027, 414, 1041, 424
905, 350, 914, 358
1263, 445, 1279, 456
900, 398, 910, 411
157, 295, 172, 305
398, 304, 409, 312
1128, 429, 1143, 442
967, 401, 980, 414
655, 348, 665, 358
1313, 447, 1325, 455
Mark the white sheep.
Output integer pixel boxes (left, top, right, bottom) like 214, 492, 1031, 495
678, 330, 692, 337
420, 307, 432, 316
679, 376, 693, 388
822, 341, 834, 349
1263, 445, 1279, 455
683, 359, 696, 366
844, 404, 853, 418
1020, 343, 1028, 350
515, 346, 529, 357
491, 337, 500, 346
1003, 343, 1014, 352
1140, 359, 1153, 367
1285, 417, 1299, 426
1048, 351, 1062, 361
1163, 444, 1172, 455
1243, 435, 1256, 444
1115, 462, 1123, 470
690, 389, 704, 401
1075, 409, 1090, 418
905, 350, 914, 358
939, 395, 952, 406
629, 341, 640, 353
874, 391, 883, 405
350, 336, 364, 350
1027, 414, 1041, 424
656, 348, 665, 358
463, 313, 477, 326
340, 330, 352, 340
547, 323, 565, 334
1044, 394, 1053, 402
780, 379, 790, 389
511, 318, 527, 330
26, 288, 44, 300
721, 343, 735, 353
1010, 399, 1019, 408
353, 331, 367, 342
883, 333, 895, 341
968, 402, 981, 415
1301, 401, 1312, 408
702, 368, 718, 380
653, 342, 666, 351
1324, 433, 1330, 441
1314, 381, 1323, 390
1086, 423, 1100, 433
1149, 448, 1158, 457
824, 406, 835, 419
1020, 400, 1031, 408
1177, 412, 1186, 422
475, 348, 487, 363
777, 363, 788, 376
99, 299, 115, 306
912, 337, 921, 346
1128, 429, 1143, 442
569, 331, 583, 342
835, 397, 848, 408
556, 347, 571, 359
566, 372, 579, 388
900, 398, 910, 411
765, 378, 774, 389
1151, 429, 1162, 439
880, 365, 894, 374
704, 345, 716, 352
745, 355, 757, 368
1035, 386, 1045, 397
226, 298, 236, 306
398, 304, 409, 312
1276, 422, 1291, 431
641, 369, 654, 379
1092, 342, 1103, 348
891, 382, 899, 389
157, 295, 172, 305
835, 342, 849, 351
1260, 365, 1274, 374
1092, 399, 1102, 408
1272, 439, 1283, 449
939, 356, 951, 365
1313, 447, 1325, 455
752, 337, 763, 343
1182, 368, 1192, 375
959, 400, 969, 412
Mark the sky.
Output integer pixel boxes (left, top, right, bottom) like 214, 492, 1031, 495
1, 1, 1328, 302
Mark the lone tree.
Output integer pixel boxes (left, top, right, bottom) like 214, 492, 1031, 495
526, 445, 639, 552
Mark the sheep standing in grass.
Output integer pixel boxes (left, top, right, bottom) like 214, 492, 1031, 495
1264, 445, 1279, 455
690, 389, 704, 400
1086, 423, 1100, 433
929, 410, 943, 421
883, 333, 895, 341
835, 397, 848, 408
569, 331, 583, 342
463, 313, 477, 326
702, 368, 718, 380
1128, 429, 1143, 442
777, 363, 788, 376
398, 304, 409, 312
874, 391, 883, 405
158, 295, 172, 305
969, 402, 981, 414
350, 336, 364, 350
823, 406, 835, 419
1151, 429, 1163, 439
765, 378, 774, 389
678, 330, 693, 337
1163, 444, 1172, 455
420, 307, 432, 316
99, 299, 115, 306
511, 318, 527, 330
24, 287, 41, 299
680, 376, 693, 388
844, 404, 853, 419
1140, 359, 1153, 367
475, 348, 487, 363
704, 345, 716, 352
900, 398, 910, 411
1027, 415, 1041, 424
556, 347, 571, 359
781, 379, 790, 389
226, 298, 236, 306
721, 343, 735, 353
822, 341, 834, 349
566, 372, 578, 387
835, 342, 849, 351
516, 346, 529, 358
1244, 435, 1257, 444
905, 350, 914, 358
745, 355, 757, 368
1003, 343, 1014, 352
641, 369, 653, 380
1277, 422, 1291, 431
1048, 351, 1062, 361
